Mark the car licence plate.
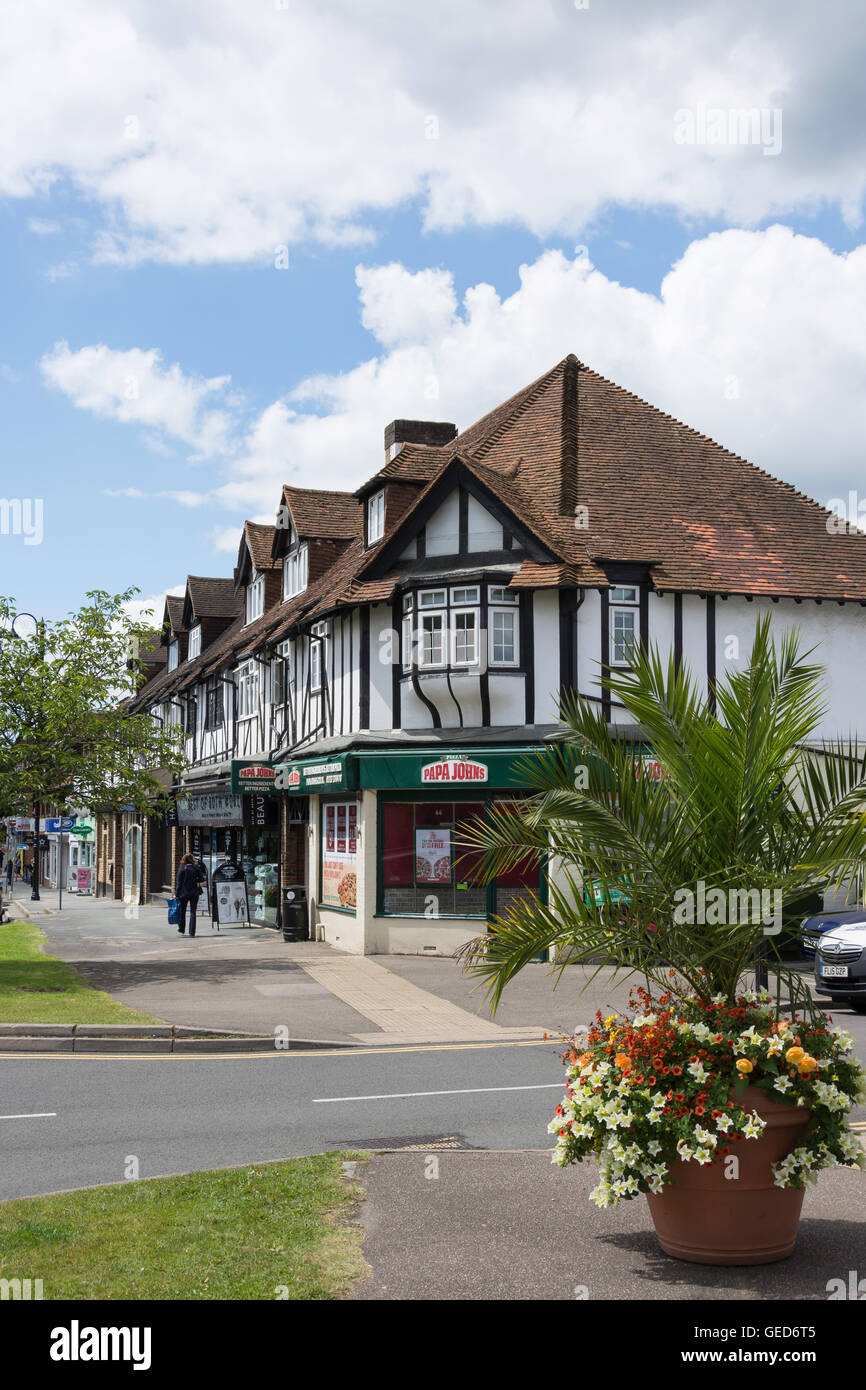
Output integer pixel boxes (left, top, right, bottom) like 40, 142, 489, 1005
821, 965, 849, 977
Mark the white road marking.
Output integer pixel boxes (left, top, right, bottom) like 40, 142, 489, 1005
0, 1112, 57, 1120
313, 1082, 563, 1104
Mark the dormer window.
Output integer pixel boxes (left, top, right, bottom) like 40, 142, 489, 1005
367, 489, 385, 546
187, 625, 201, 661
283, 544, 308, 601
246, 572, 264, 624
167, 640, 179, 672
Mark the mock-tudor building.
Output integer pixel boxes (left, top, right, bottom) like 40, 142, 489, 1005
96, 354, 866, 953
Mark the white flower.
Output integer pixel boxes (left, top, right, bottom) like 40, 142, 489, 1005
687, 1060, 708, 1083
741, 1113, 765, 1140
774, 1077, 793, 1094
715, 1113, 732, 1132
694, 1147, 714, 1165
633, 1013, 657, 1028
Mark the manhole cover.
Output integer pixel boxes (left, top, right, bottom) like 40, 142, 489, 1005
338, 1133, 480, 1152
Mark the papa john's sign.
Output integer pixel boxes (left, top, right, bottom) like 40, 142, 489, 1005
421, 757, 489, 785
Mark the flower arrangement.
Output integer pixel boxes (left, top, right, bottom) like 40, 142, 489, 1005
550, 985, 866, 1208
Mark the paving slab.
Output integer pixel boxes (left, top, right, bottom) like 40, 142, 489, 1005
352, 1149, 866, 1301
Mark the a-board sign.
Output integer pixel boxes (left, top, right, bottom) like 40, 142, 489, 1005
212, 862, 249, 926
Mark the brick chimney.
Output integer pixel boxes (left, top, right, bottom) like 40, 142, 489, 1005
384, 419, 457, 461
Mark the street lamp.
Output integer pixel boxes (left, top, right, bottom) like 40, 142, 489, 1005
10, 612, 45, 902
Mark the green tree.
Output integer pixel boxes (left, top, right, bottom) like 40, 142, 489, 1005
0, 590, 185, 818
458, 617, 866, 1013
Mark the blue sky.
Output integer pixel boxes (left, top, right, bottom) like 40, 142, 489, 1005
2, 1, 865, 623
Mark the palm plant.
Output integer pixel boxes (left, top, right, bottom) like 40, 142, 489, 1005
458, 617, 866, 1016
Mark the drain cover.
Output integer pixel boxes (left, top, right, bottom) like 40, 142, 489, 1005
338, 1133, 480, 1152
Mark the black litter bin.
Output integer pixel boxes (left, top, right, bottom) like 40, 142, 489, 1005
282, 885, 309, 942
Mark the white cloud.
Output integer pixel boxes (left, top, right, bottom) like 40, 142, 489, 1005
3, 1, 865, 264
27, 217, 61, 235
49, 229, 866, 531
217, 228, 866, 511
40, 342, 237, 459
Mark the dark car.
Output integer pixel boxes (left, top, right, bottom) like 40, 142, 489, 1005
800, 907, 866, 957
813, 922, 866, 1013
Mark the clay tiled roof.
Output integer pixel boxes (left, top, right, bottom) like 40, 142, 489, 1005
186, 576, 243, 620
281, 485, 360, 541
243, 521, 281, 572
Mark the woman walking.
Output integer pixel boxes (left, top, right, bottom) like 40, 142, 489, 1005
175, 853, 206, 937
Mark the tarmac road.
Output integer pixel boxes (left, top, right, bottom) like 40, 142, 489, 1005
0, 1038, 564, 1200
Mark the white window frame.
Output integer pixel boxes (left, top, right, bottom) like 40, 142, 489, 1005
236, 660, 259, 719
610, 607, 637, 667
401, 614, 414, 672
246, 572, 265, 625
489, 607, 519, 667
271, 657, 286, 706
367, 490, 385, 546
451, 607, 479, 666
487, 585, 519, 604
450, 585, 480, 606
608, 586, 640, 667
167, 640, 179, 672
283, 544, 308, 601
419, 611, 446, 669
418, 588, 447, 609
187, 625, 201, 661
310, 639, 322, 693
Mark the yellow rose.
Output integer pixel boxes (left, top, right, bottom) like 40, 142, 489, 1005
785, 1046, 805, 1065
798, 1056, 818, 1075
736, 1058, 754, 1074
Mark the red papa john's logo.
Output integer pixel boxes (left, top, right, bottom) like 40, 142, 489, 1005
421, 758, 489, 784
287, 768, 301, 787
238, 765, 276, 781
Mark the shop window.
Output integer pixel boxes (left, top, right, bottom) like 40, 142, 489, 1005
320, 800, 358, 910
380, 800, 487, 917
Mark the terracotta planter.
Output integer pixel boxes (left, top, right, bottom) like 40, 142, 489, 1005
646, 1086, 811, 1265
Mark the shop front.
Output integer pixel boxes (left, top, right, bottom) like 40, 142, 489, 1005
254, 745, 549, 956
177, 784, 280, 928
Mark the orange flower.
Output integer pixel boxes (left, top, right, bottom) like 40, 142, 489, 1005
736, 1058, 754, 1074
785, 1046, 805, 1065
798, 1055, 819, 1075
614, 1053, 632, 1072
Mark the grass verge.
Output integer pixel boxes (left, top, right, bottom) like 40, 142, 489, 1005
0, 918, 161, 1024
0, 1153, 370, 1300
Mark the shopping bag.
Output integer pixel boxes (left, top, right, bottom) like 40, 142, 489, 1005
167, 897, 180, 925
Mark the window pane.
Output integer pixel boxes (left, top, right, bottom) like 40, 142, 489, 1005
453, 610, 477, 663
492, 609, 516, 663
419, 589, 447, 608
382, 802, 414, 886
421, 613, 444, 664
612, 609, 635, 663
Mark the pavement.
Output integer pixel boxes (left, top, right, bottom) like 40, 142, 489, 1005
350, 1149, 866, 1301
2, 890, 630, 1046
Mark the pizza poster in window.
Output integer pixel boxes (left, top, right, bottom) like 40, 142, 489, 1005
415, 827, 452, 884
